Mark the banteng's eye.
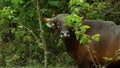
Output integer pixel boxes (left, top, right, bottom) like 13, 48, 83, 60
56, 22, 60, 28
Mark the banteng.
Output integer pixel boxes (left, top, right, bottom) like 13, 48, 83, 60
42, 14, 120, 68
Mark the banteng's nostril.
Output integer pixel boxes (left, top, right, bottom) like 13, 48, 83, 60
67, 32, 70, 37
67, 32, 70, 35
61, 32, 64, 36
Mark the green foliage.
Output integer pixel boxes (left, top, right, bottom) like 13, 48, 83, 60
64, 11, 99, 44
80, 34, 89, 44
11, 0, 22, 5
0, 7, 16, 25
64, 13, 82, 27
115, 49, 120, 60
102, 57, 113, 62
48, 1, 61, 8
79, 25, 90, 33
75, 25, 90, 41
69, 0, 84, 7
67, 0, 101, 45
23, 35, 32, 42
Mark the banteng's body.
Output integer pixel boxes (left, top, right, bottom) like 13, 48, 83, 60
42, 14, 120, 68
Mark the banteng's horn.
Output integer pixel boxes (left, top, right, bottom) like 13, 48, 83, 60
41, 16, 57, 22
41, 16, 57, 28
80, 11, 86, 21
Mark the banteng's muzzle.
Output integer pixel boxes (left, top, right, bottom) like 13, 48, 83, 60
60, 30, 70, 38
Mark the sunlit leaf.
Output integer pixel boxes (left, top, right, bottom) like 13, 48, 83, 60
23, 36, 32, 42
92, 34, 100, 42
83, 25, 90, 29
75, 31, 81, 40
12, 0, 21, 5
115, 49, 120, 60
57, 39, 64, 48
80, 26, 87, 34
79, 0, 84, 3
103, 57, 113, 61
18, 25, 23, 29
12, 54, 20, 60
78, 0, 84, 5
69, 0, 76, 7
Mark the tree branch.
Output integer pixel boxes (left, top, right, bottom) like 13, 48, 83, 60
32, 0, 48, 67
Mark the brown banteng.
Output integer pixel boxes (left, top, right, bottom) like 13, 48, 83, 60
42, 14, 120, 68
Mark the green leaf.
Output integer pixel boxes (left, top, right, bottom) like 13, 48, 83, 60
57, 39, 64, 48
11, 28, 16, 33
0, 19, 5, 25
80, 26, 87, 34
69, 0, 76, 7
69, 0, 84, 7
117, 56, 120, 60
103, 57, 113, 61
18, 25, 23, 29
116, 49, 120, 55
48, 1, 60, 7
23, 36, 32, 42
12, 0, 21, 5
80, 34, 88, 44
75, 31, 81, 40
79, 0, 84, 3
83, 25, 90, 29
115, 49, 120, 60
12, 54, 20, 60
78, 0, 84, 5
92, 34, 100, 42
72, 13, 82, 23
73, 7, 81, 14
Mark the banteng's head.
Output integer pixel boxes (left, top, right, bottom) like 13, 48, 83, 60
41, 14, 86, 38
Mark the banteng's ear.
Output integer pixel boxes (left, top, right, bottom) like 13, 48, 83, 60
46, 22, 55, 28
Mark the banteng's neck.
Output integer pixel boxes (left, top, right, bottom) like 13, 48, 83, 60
62, 30, 79, 50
